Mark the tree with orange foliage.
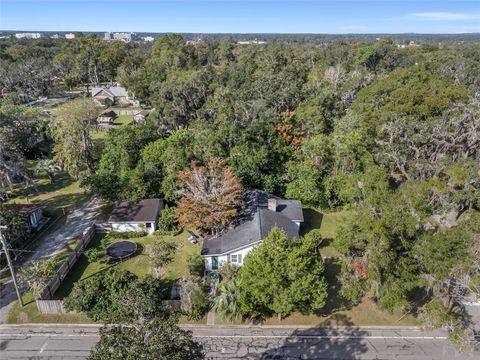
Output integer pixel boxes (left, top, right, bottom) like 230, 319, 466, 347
176, 158, 243, 234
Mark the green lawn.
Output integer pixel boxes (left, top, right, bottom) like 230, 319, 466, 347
302, 208, 349, 257
7, 231, 201, 324
6, 170, 90, 218
54, 231, 200, 299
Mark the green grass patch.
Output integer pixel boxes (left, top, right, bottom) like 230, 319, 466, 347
302, 208, 349, 257
113, 115, 133, 126
6, 291, 93, 324
6, 170, 90, 218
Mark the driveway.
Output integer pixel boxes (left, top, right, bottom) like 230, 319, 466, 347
0, 197, 103, 323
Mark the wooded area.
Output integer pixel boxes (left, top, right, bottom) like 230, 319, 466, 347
1, 34, 479, 349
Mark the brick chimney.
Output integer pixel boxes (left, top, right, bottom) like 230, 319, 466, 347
268, 198, 277, 212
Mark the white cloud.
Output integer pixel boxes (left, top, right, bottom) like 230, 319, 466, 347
410, 12, 480, 20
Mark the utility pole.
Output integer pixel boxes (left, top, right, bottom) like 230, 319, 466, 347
0, 226, 23, 307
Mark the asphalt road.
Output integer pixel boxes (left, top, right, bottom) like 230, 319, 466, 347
1, 324, 478, 359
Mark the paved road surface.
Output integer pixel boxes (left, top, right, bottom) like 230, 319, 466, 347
1, 324, 478, 359
0, 197, 103, 323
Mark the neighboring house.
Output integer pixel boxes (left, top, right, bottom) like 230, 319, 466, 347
90, 86, 139, 107
133, 110, 150, 123
97, 110, 116, 130
5, 204, 46, 231
201, 190, 304, 271
108, 199, 164, 235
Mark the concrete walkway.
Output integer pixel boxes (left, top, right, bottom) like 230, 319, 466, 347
0, 197, 103, 323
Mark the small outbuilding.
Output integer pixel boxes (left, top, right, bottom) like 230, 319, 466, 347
97, 110, 117, 129
133, 110, 150, 123
108, 199, 163, 235
4, 203, 48, 233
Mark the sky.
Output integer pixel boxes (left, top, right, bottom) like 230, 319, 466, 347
1, 0, 479, 34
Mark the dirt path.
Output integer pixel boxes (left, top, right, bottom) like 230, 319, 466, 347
0, 197, 103, 323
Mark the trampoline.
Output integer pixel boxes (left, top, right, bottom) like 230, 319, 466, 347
105, 240, 138, 261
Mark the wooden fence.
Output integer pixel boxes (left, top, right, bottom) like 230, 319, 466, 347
36, 300, 66, 314
38, 224, 95, 302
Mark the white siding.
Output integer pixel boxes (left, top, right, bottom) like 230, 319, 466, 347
111, 222, 157, 235
204, 244, 256, 271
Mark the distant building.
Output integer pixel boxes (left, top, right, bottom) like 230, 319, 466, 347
90, 86, 139, 107
237, 39, 267, 45
65, 33, 75, 39
104, 32, 136, 43
133, 110, 150, 123
15, 32, 42, 39
142, 36, 155, 42
97, 110, 117, 130
50, 34, 60, 39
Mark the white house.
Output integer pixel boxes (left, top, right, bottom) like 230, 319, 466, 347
201, 190, 304, 271
108, 199, 163, 235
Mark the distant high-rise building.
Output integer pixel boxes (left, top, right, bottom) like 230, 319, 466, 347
65, 33, 75, 39
142, 36, 155, 42
104, 32, 136, 42
15, 32, 42, 39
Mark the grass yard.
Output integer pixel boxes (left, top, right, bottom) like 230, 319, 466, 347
302, 208, 349, 257
7, 231, 201, 324
54, 231, 201, 299
6, 170, 90, 218
6, 291, 93, 325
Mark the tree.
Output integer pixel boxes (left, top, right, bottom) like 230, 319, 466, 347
34, 159, 62, 184
176, 157, 243, 234
89, 316, 204, 360
64, 269, 168, 322
213, 280, 242, 321
238, 228, 328, 319
147, 239, 177, 277
20, 258, 59, 299
51, 98, 99, 179
0, 101, 43, 195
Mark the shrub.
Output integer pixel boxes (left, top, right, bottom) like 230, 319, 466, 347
107, 231, 145, 239
218, 263, 239, 283
178, 275, 209, 320
186, 290, 210, 321
84, 248, 102, 263
187, 254, 205, 277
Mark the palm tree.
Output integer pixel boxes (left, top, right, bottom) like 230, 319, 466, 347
34, 159, 62, 184
212, 280, 242, 321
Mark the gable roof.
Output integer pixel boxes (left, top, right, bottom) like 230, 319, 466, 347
108, 199, 162, 223
91, 86, 128, 98
201, 190, 303, 256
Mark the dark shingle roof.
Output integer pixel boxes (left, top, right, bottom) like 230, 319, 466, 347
201, 190, 303, 256
108, 199, 162, 223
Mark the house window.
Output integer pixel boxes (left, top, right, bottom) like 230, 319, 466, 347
238, 254, 242, 264
146, 222, 152, 229
231, 254, 237, 263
